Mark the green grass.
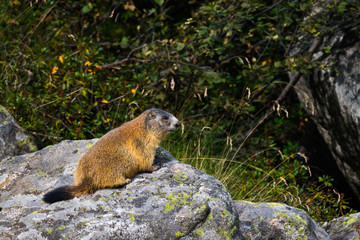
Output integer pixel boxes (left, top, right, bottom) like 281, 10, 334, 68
162, 119, 356, 222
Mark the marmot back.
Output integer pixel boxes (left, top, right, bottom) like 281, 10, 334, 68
43, 108, 180, 204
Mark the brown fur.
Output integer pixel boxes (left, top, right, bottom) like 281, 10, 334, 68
43, 109, 179, 203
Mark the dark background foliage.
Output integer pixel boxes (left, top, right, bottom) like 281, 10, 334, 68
1, 0, 359, 221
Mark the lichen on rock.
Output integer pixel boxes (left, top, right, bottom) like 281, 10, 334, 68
0, 126, 351, 239
322, 212, 360, 240
234, 201, 330, 240
0, 140, 243, 239
0, 105, 37, 160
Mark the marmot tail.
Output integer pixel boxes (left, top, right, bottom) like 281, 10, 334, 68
43, 185, 89, 204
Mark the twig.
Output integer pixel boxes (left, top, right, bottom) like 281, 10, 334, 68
237, 37, 323, 142
252, 0, 285, 18
257, 32, 273, 63
0, 5, 32, 37
100, 57, 211, 70
24, 0, 60, 42
100, 58, 149, 69
108, 92, 131, 103
36, 88, 83, 109
63, 42, 111, 48
30, 131, 63, 140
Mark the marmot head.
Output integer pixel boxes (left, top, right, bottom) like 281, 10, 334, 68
144, 108, 180, 137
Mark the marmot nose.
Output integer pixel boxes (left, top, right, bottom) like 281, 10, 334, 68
175, 121, 180, 129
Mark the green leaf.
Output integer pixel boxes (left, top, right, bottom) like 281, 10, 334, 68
274, 61, 282, 68
176, 43, 185, 51
200, 6, 212, 11
121, 37, 129, 48
154, 0, 164, 6
82, 4, 93, 14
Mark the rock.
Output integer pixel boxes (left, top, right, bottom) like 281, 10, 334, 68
234, 201, 330, 240
322, 212, 360, 240
290, 14, 360, 203
0, 105, 37, 160
0, 140, 243, 240
0, 137, 344, 240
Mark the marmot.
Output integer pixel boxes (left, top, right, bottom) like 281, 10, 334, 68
43, 108, 180, 204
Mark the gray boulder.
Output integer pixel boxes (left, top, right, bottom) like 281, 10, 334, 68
322, 212, 360, 240
0, 140, 243, 240
0, 138, 338, 239
0, 105, 37, 159
234, 201, 330, 240
290, 11, 360, 204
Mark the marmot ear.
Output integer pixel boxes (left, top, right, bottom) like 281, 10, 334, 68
150, 110, 157, 119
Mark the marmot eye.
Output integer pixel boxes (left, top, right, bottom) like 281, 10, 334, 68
162, 115, 169, 120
